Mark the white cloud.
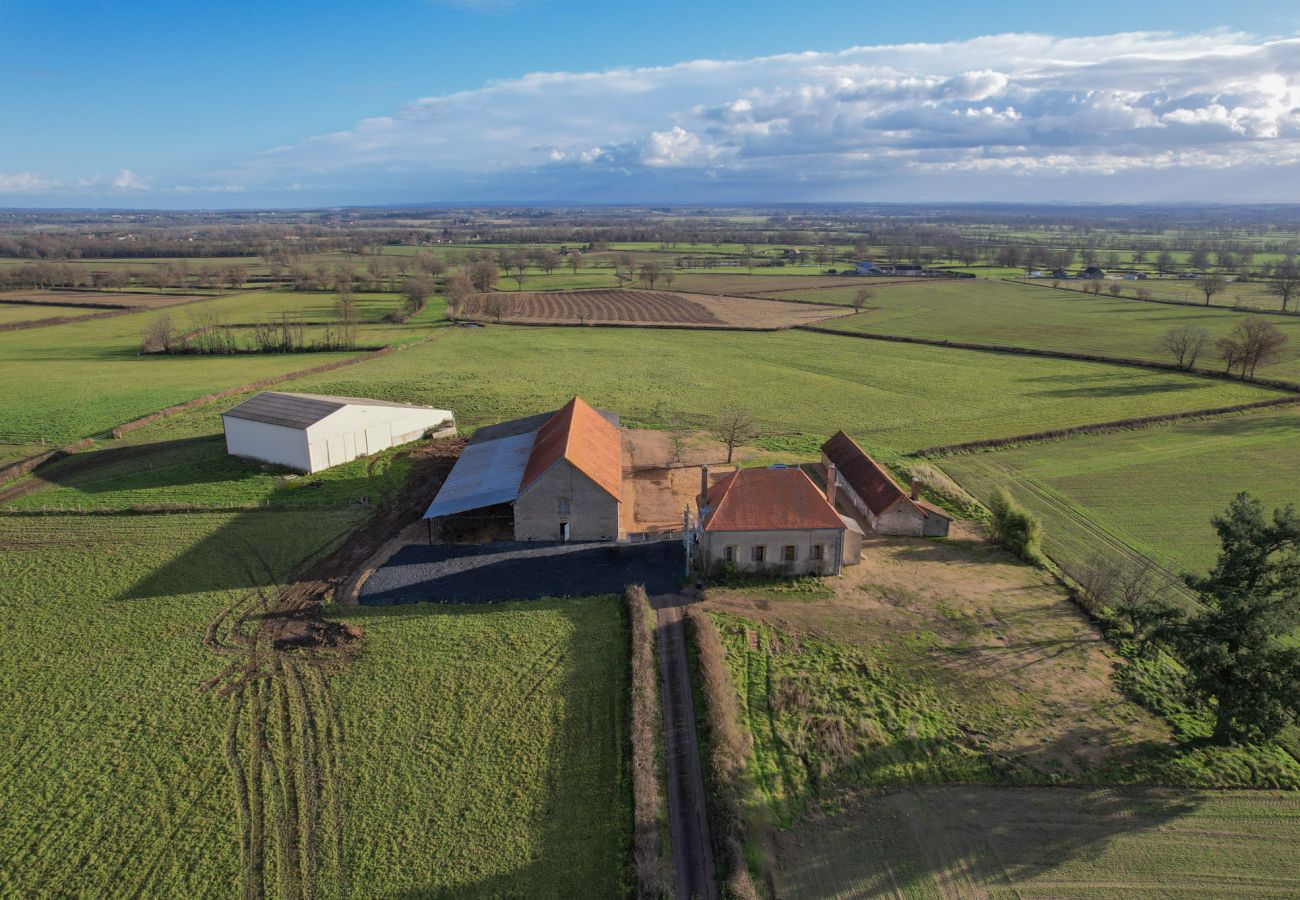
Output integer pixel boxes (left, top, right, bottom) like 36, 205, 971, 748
111, 168, 150, 190
0, 172, 56, 193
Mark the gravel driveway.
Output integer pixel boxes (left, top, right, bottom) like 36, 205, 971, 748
359, 540, 685, 605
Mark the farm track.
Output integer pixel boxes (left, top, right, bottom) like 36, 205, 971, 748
653, 595, 719, 900
202, 442, 462, 898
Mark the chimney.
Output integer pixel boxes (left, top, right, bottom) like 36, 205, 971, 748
911, 477, 920, 501
700, 465, 709, 499
825, 463, 838, 508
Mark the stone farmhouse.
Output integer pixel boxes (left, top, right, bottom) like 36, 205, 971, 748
821, 431, 951, 537
695, 465, 863, 576
424, 396, 622, 542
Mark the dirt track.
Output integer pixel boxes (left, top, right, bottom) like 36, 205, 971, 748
653, 593, 719, 900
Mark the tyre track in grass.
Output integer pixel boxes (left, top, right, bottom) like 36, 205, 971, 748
202, 443, 461, 898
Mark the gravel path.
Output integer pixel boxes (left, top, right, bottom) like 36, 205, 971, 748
359, 539, 685, 605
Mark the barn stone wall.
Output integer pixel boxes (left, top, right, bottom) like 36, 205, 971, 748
514, 460, 620, 542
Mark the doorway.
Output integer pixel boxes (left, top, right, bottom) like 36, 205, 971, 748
560, 522, 570, 542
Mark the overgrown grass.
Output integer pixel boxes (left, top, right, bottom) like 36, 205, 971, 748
329, 596, 632, 898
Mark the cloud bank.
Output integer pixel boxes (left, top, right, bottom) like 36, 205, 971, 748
8, 31, 1300, 203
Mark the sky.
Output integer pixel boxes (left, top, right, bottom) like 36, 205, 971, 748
2, 0, 1300, 208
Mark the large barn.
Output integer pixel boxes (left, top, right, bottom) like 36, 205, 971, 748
222, 391, 455, 473
695, 466, 857, 576
821, 431, 950, 537
424, 396, 623, 542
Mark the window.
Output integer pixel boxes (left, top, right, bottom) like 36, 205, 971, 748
723, 545, 736, 562
783, 545, 797, 562
557, 498, 570, 515
752, 545, 766, 564
811, 544, 824, 560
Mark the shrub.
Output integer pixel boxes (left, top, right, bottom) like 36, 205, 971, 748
987, 488, 1042, 563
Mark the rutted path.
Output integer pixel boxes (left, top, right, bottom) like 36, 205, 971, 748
652, 593, 719, 900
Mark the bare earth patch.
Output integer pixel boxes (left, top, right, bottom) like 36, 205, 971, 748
464, 288, 851, 329
621, 428, 755, 534
701, 532, 1168, 773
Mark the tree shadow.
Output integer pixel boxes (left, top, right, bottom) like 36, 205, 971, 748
1032, 380, 1204, 398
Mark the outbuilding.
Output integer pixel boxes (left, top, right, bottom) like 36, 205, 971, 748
222, 391, 455, 473
821, 431, 950, 537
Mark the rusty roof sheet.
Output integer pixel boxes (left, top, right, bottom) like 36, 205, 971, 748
702, 467, 845, 532
519, 396, 622, 501
822, 431, 940, 520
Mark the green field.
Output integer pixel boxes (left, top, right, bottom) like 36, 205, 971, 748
783, 280, 1300, 381
0, 509, 361, 896
331, 598, 631, 897
938, 406, 1300, 578
774, 786, 1300, 898
272, 327, 1284, 459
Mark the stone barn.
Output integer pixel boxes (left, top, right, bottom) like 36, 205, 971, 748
222, 391, 455, 474
424, 396, 623, 542
695, 466, 852, 576
821, 431, 950, 537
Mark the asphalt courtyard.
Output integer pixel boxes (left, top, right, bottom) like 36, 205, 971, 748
358, 539, 686, 605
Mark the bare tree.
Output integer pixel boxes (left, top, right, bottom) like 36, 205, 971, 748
468, 259, 500, 292
851, 287, 873, 311
443, 270, 475, 319
712, 409, 759, 464
414, 251, 447, 279
1195, 272, 1227, 306
1158, 324, 1210, 370
1267, 262, 1300, 312
140, 313, 176, 354
567, 251, 585, 276
1236, 317, 1288, 379
661, 268, 675, 290
637, 263, 663, 289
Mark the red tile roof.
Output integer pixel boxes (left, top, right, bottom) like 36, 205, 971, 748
821, 431, 947, 521
520, 396, 623, 501
701, 467, 845, 532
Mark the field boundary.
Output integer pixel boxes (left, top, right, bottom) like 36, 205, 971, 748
1007, 276, 1300, 317
796, 324, 1300, 393
914, 395, 1300, 457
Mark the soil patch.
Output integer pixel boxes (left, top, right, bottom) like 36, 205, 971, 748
464, 289, 849, 329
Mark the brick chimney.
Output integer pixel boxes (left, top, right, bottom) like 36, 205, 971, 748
700, 465, 709, 499
826, 463, 838, 508
910, 477, 920, 501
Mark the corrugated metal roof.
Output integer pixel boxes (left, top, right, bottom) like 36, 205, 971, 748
519, 397, 622, 501
423, 430, 536, 518
223, 391, 444, 430
702, 467, 844, 532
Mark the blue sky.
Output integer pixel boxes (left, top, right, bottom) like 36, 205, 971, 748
3, 0, 1299, 207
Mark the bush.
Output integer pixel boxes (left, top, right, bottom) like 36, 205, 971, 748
987, 488, 1042, 563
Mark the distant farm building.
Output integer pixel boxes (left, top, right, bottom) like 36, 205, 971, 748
222, 392, 455, 474
1080, 266, 1106, 279
855, 260, 886, 275
695, 466, 858, 576
424, 396, 622, 542
821, 432, 951, 537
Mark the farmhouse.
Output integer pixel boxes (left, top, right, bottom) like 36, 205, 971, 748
424, 396, 622, 542
222, 391, 455, 474
821, 431, 951, 537
695, 466, 857, 576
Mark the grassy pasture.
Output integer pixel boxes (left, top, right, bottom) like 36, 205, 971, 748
273, 326, 1283, 458
795, 279, 1300, 381
938, 406, 1300, 578
330, 598, 632, 897
0, 508, 361, 897
774, 786, 1300, 898
0, 303, 100, 325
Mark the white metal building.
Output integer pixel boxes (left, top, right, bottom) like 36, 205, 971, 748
222, 391, 455, 473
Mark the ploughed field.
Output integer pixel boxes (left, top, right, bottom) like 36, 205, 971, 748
462, 288, 847, 328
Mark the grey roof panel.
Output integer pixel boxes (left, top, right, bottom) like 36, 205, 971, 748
469, 407, 619, 445
223, 391, 445, 430
423, 431, 537, 518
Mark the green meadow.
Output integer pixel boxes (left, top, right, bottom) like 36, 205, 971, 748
939, 406, 1300, 578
